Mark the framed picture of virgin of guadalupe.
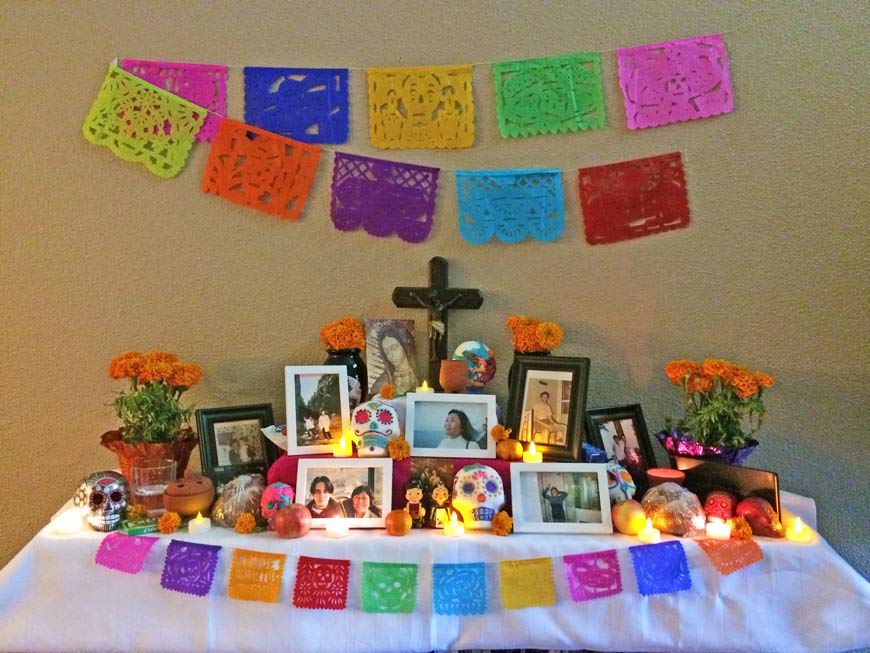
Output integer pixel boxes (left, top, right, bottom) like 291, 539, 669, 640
365, 318, 422, 397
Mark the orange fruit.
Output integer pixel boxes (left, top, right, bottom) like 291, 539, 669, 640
496, 439, 524, 461
385, 509, 412, 536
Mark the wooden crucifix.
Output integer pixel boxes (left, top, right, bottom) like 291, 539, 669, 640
392, 256, 484, 390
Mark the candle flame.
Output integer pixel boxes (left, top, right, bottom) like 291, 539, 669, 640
529, 442, 537, 455
422, 380, 429, 391
339, 435, 347, 448
794, 517, 804, 533
195, 512, 203, 524
645, 518, 653, 531
451, 512, 458, 527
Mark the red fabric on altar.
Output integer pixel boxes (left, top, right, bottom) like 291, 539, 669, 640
268, 454, 513, 515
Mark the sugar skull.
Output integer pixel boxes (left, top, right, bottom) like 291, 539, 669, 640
736, 497, 784, 538
73, 471, 129, 532
260, 482, 295, 530
352, 401, 400, 457
452, 464, 504, 529
606, 462, 636, 505
704, 490, 737, 521
453, 340, 496, 393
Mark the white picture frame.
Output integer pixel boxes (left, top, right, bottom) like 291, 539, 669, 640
296, 458, 392, 529
406, 392, 497, 459
285, 365, 351, 456
510, 463, 613, 534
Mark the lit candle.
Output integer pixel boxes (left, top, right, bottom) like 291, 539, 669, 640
637, 518, 661, 544
443, 512, 464, 537
786, 516, 812, 543
333, 434, 353, 457
705, 518, 732, 541
325, 519, 349, 538
522, 441, 543, 463
188, 511, 212, 536
50, 508, 83, 535
415, 380, 435, 393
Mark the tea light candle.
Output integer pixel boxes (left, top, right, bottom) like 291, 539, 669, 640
705, 518, 732, 541
786, 516, 812, 543
188, 511, 212, 536
637, 518, 661, 544
333, 434, 353, 458
443, 512, 464, 537
51, 508, 83, 535
522, 441, 543, 463
415, 380, 434, 393
325, 519, 349, 538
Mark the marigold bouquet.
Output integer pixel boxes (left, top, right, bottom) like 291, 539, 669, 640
109, 351, 203, 444
319, 317, 366, 351
506, 316, 563, 353
664, 358, 774, 448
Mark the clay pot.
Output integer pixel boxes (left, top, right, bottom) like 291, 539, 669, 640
439, 360, 468, 393
162, 471, 215, 517
100, 428, 198, 484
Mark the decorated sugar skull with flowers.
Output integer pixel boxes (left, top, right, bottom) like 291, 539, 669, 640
452, 464, 505, 529
352, 400, 401, 457
260, 482, 295, 529
606, 462, 636, 505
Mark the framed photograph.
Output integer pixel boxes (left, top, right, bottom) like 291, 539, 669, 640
510, 463, 612, 534
365, 318, 422, 397
585, 404, 655, 489
285, 365, 351, 456
506, 355, 591, 461
296, 458, 392, 528
196, 404, 279, 489
406, 393, 497, 459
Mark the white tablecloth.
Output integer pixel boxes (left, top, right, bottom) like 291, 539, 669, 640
0, 492, 866, 653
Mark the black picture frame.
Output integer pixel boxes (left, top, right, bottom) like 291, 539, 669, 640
585, 404, 656, 492
196, 404, 279, 488
506, 355, 590, 462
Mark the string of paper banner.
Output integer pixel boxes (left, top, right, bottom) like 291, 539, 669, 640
95, 532, 761, 611
82, 33, 734, 245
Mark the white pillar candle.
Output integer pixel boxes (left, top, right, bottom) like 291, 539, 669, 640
786, 516, 812, 543
522, 442, 543, 463
325, 519, 349, 538
443, 512, 464, 537
415, 380, 434, 393
637, 518, 661, 544
333, 435, 353, 457
705, 519, 732, 540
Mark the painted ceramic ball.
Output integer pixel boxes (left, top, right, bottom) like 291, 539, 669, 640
606, 462, 636, 505
453, 341, 496, 393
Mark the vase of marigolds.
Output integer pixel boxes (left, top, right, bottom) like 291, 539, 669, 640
505, 315, 564, 391
320, 317, 367, 404
657, 358, 775, 466
101, 351, 203, 482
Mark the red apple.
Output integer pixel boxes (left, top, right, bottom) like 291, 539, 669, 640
274, 504, 312, 539
611, 499, 646, 535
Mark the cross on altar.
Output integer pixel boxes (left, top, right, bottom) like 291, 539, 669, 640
392, 257, 483, 390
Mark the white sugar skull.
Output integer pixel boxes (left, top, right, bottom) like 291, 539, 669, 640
73, 471, 129, 532
606, 462, 636, 506
351, 401, 400, 457
452, 464, 504, 529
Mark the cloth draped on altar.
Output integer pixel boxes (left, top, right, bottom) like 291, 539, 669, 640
0, 492, 867, 653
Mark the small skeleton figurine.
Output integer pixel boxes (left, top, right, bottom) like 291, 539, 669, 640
404, 479, 426, 528
427, 483, 451, 529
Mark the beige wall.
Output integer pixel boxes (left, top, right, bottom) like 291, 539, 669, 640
2, 1, 867, 578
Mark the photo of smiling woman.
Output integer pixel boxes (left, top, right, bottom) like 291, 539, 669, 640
407, 394, 497, 459
437, 409, 480, 450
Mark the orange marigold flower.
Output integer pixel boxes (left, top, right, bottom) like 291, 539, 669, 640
169, 363, 203, 388
320, 317, 365, 351
753, 372, 774, 388
138, 360, 175, 384
235, 512, 256, 534
687, 373, 714, 393
379, 384, 395, 400
387, 436, 410, 461
727, 516, 753, 540
536, 322, 564, 350
512, 323, 543, 352
701, 358, 734, 382
158, 511, 181, 534
506, 315, 534, 331
665, 359, 699, 384
730, 371, 758, 398
490, 424, 512, 443
492, 511, 513, 536
109, 351, 146, 379
146, 351, 180, 365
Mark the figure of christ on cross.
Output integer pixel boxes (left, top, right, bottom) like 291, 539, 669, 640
392, 257, 483, 391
